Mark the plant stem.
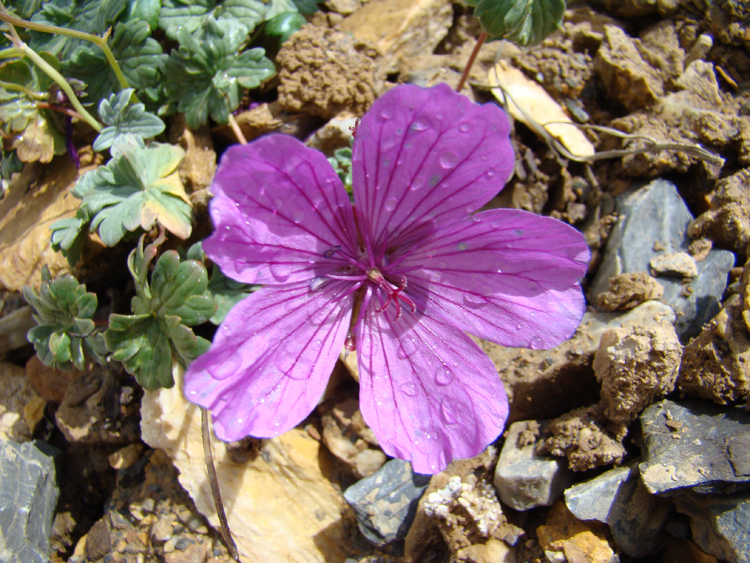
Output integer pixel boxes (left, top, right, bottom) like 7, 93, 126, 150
0, 9, 130, 91
9, 36, 102, 132
0, 79, 47, 99
456, 31, 488, 93
227, 113, 247, 145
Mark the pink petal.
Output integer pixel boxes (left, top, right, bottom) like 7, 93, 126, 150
356, 293, 509, 474
184, 280, 352, 440
351, 83, 514, 255
397, 209, 590, 349
204, 135, 358, 285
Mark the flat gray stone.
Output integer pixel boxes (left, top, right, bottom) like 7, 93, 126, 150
565, 463, 671, 557
0, 440, 60, 563
494, 421, 573, 511
676, 489, 750, 563
343, 458, 430, 546
591, 179, 734, 339
639, 399, 750, 495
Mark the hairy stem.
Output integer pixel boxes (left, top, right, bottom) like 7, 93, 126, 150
456, 31, 488, 93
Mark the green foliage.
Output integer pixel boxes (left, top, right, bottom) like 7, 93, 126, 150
50, 208, 91, 267
328, 147, 353, 193
261, 11, 306, 55
71, 138, 191, 246
104, 236, 216, 389
63, 21, 164, 106
162, 16, 275, 128
94, 88, 165, 151
0, 56, 66, 163
23, 266, 107, 370
471, 0, 566, 46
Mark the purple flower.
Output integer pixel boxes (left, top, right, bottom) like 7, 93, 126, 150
185, 84, 590, 474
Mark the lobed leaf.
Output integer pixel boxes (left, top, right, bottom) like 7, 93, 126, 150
94, 88, 165, 151
162, 16, 275, 127
473, 0, 566, 46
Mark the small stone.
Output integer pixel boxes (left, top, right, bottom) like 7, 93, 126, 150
639, 399, 750, 494
564, 463, 671, 557
151, 514, 176, 543
593, 322, 682, 425
324, 0, 360, 15
537, 501, 616, 563
0, 440, 60, 563
493, 421, 574, 511
108, 444, 144, 470
590, 178, 735, 339
25, 354, 80, 404
650, 252, 699, 278
343, 458, 430, 546
675, 489, 750, 563
0, 361, 45, 442
596, 272, 664, 311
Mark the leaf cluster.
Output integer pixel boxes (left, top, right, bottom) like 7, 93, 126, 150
469, 0, 566, 46
104, 236, 216, 389
328, 147, 353, 194
23, 266, 107, 370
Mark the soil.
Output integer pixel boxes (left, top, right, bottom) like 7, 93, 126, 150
2, 0, 750, 562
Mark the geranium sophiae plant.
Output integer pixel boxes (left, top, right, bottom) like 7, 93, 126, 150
185, 84, 590, 474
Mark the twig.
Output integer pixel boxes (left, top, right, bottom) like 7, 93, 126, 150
201, 408, 241, 562
456, 31, 488, 93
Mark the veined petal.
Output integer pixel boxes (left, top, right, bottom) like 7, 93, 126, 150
204, 135, 358, 285
184, 280, 353, 440
356, 301, 508, 474
398, 209, 590, 349
351, 83, 514, 256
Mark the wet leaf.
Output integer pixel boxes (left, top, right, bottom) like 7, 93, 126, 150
162, 16, 275, 127
473, 0, 566, 46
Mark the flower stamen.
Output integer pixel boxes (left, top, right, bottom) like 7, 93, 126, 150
368, 269, 416, 319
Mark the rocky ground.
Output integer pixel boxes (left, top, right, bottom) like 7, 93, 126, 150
1, 0, 750, 562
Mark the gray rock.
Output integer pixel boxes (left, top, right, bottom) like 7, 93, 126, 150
591, 179, 735, 339
343, 458, 430, 546
639, 399, 750, 495
0, 440, 60, 563
675, 489, 750, 563
494, 421, 574, 511
565, 463, 671, 557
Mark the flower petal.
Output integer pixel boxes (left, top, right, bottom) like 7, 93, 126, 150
184, 280, 352, 440
351, 83, 514, 255
397, 209, 590, 349
356, 296, 508, 474
204, 135, 358, 285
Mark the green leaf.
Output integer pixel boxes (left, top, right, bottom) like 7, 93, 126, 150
207, 266, 258, 324
63, 21, 164, 106
265, 0, 298, 19
328, 146, 353, 193
290, 0, 323, 15
159, 0, 216, 38
94, 88, 166, 151
23, 267, 103, 371
473, 0, 566, 46
218, 0, 266, 30
104, 238, 216, 389
76, 141, 191, 246
50, 208, 91, 267
0, 57, 66, 163
163, 16, 275, 127
123, 0, 162, 28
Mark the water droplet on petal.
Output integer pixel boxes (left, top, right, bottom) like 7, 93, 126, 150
486, 170, 497, 179
516, 322, 525, 331
514, 228, 523, 237
410, 177, 425, 191
429, 175, 441, 187
439, 151, 459, 169
529, 336, 543, 350
400, 382, 418, 397
459, 122, 471, 132
412, 117, 429, 131
380, 107, 393, 119
269, 263, 290, 282
435, 366, 454, 386
440, 400, 457, 424
463, 293, 486, 309
438, 260, 447, 269
292, 209, 304, 223
384, 197, 398, 211
528, 281, 540, 291
457, 242, 467, 251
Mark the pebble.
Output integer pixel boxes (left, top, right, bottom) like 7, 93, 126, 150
343, 458, 430, 546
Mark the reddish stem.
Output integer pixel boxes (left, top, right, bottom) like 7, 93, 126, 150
456, 31, 489, 93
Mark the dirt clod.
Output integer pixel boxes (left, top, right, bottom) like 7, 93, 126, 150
597, 272, 664, 311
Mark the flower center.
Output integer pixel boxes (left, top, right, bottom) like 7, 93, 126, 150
366, 268, 416, 319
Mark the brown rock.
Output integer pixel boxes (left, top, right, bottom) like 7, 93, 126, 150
689, 168, 750, 260
170, 114, 217, 195
537, 501, 616, 563
597, 272, 664, 311
594, 322, 682, 425
338, 0, 452, 73
25, 353, 80, 403
0, 158, 87, 291
539, 406, 627, 472
594, 25, 664, 112
0, 305, 34, 354
0, 361, 45, 441
277, 24, 385, 119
